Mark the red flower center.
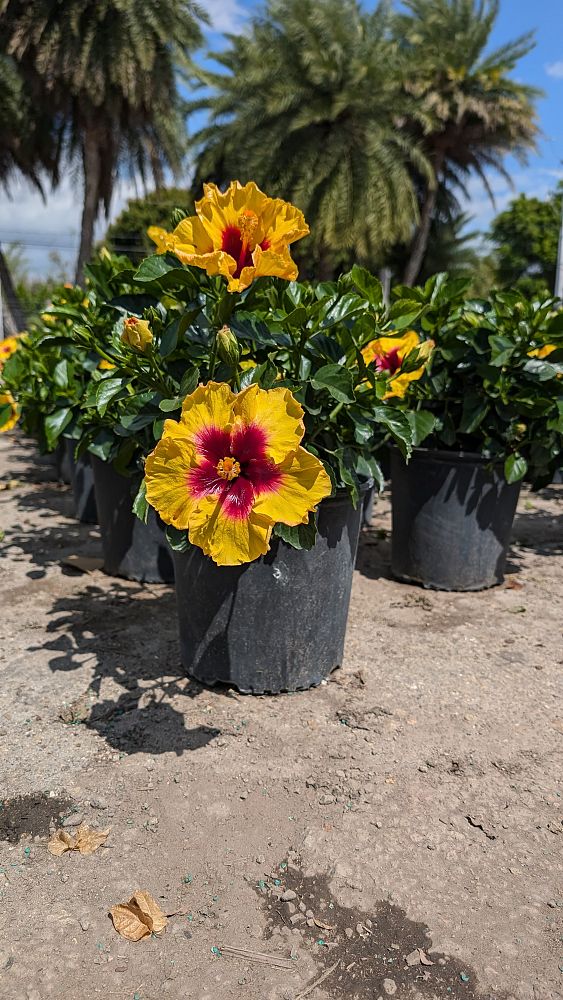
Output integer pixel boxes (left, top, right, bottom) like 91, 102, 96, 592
374, 347, 402, 375
221, 211, 271, 278
188, 423, 282, 520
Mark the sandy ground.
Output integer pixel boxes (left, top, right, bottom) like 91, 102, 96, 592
0, 432, 561, 1000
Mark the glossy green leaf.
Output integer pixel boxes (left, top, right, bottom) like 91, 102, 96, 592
311, 365, 355, 404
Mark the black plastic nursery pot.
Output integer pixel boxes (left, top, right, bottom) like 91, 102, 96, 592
65, 439, 97, 524
390, 448, 521, 592
172, 485, 370, 694
55, 438, 72, 484
91, 456, 174, 584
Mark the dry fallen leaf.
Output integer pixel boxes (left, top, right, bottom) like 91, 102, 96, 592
419, 949, 434, 966
62, 555, 104, 574
109, 890, 168, 941
48, 824, 109, 856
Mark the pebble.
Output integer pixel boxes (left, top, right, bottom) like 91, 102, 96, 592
319, 794, 336, 805
306, 918, 315, 927
405, 949, 420, 966
62, 813, 83, 827
90, 797, 108, 810
345, 928, 354, 939
284, 902, 296, 916
298, 901, 307, 913
305, 909, 314, 918
383, 979, 397, 996
281, 889, 297, 901
240, 791, 248, 800
79, 919, 90, 931
289, 914, 305, 925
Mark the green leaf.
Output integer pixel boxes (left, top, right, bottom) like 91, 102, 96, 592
459, 395, 488, 435
273, 510, 318, 550
406, 410, 437, 446
52, 359, 70, 388
311, 364, 355, 403
180, 366, 200, 398
132, 479, 149, 524
349, 265, 383, 307
159, 322, 179, 358
372, 407, 413, 459
95, 377, 124, 416
488, 335, 515, 367
44, 407, 73, 449
165, 524, 189, 552
134, 254, 195, 289
159, 397, 181, 412
504, 453, 528, 484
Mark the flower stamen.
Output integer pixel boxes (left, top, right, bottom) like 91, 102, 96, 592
237, 210, 259, 270
217, 456, 241, 481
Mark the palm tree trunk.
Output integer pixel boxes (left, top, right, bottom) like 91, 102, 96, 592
0, 244, 26, 334
403, 181, 438, 286
75, 129, 102, 284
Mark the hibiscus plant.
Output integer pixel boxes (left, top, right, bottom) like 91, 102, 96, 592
0, 286, 98, 452
382, 275, 563, 486
61, 181, 430, 566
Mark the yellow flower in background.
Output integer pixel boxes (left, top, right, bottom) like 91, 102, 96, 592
148, 181, 309, 293
98, 359, 116, 371
144, 381, 332, 566
528, 344, 556, 359
0, 336, 22, 366
121, 317, 153, 352
0, 392, 19, 432
361, 331, 434, 399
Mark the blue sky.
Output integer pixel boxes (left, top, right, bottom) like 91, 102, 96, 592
1, 0, 562, 278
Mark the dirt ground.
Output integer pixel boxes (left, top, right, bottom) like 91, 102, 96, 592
0, 432, 561, 1000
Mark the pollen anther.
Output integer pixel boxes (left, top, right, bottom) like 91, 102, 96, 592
217, 456, 241, 481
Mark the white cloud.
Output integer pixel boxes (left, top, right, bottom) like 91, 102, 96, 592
200, 0, 250, 35
546, 61, 563, 80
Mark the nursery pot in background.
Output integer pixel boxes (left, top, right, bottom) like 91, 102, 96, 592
55, 438, 72, 484
65, 438, 97, 524
91, 456, 174, 584
390, 448, 521, 591
172, 484, 371, 694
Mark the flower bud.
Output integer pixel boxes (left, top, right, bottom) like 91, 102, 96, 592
170, 207, 188, 228
121, 316, 153, 352
216, 325, 241, 367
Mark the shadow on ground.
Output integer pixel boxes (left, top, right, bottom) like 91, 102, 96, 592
29, 580, 219, 756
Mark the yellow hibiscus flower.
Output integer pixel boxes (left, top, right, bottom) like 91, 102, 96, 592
144, 381, 332, 566
528, 344, 556, 359
0, 392, 19, 432
121, 317, 153, 352
361, 331, 434, 399
148, 181, 309, 294
0, 335, 22, 366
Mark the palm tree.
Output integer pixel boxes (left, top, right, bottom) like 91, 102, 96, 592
191, 0, 431, 278
396, 0, 539, 285
1, 0, 207, 281
0, 53, 58, 330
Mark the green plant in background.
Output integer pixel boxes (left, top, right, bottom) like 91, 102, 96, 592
0, 285, 95, 451
103, 188, 196, 264
382, 274, 563, 486
489, 183, 563, 299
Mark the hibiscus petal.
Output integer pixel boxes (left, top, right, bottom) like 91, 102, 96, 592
144, 431, 198, 529
180, 382, 237, 453
253, 447, 332, 526
188, 497, 273, 566
232, 385, 304, 464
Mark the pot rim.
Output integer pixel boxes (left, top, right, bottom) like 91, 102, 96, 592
394, 446, 503, 468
